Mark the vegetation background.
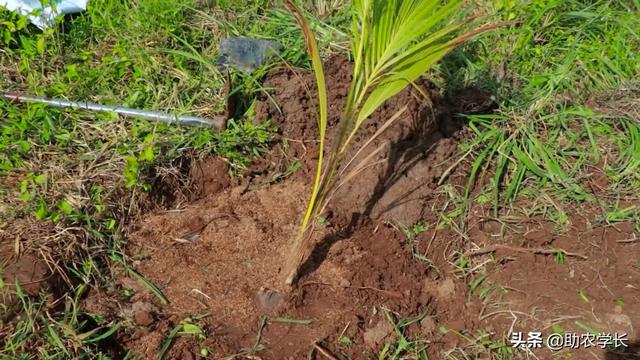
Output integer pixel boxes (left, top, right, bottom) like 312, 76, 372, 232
0, 0, 638, 358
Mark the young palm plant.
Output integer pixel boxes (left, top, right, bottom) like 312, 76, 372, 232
284, 0, 500, 285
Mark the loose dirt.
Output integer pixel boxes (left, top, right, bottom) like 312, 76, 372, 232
4, 55, 639, 359
252, 54, 459, 226
116, 55, 469, 358
1, 217, 66, 325
112, 56, 639, 359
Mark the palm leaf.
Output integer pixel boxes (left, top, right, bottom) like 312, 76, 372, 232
285, 0, 503, 285
284, 0, 329, 236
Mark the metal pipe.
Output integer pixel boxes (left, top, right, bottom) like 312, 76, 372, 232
2, 92, 225, 130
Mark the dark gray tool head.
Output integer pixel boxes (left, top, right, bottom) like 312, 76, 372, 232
216, 37, 284, 74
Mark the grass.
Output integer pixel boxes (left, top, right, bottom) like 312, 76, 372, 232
0, 0, 284, 358
156, 317, 206, 360
418, 0, 640, 356
3, 264, 120, 359
1, 0, 639, 358
378, 310, 430, 360
441, 0, 640, 217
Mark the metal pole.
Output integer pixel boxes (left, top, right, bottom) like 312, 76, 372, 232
2, 93, 225, 130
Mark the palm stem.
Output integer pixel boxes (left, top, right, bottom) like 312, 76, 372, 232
284, 0, 502, 286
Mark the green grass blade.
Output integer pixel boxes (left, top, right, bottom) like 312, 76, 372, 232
113, 253, 169, 305
465, 133, 498, 202
85, 324, 120, 344
270, 317, 314, 325
156, 325, 181, 360
493, 138, 511, 213
47, 325, 69, 356
127, 267, 169, 305
512, 146, 547, 178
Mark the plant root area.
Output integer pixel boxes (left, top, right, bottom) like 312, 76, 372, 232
4, 56, 639, 359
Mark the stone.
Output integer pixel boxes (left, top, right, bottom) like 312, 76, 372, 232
363, 319, 394, 347
255, 287, 283, 315
134, 310, 154, 326
437, 278, 455, 298
420, 316, 437, 334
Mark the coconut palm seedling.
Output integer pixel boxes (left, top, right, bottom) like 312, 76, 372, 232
283, 0, 502, 285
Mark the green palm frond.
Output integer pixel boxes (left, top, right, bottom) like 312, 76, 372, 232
285, 0, 499, 285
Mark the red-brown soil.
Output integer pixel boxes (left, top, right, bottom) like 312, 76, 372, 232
4, 55, 639, 359
0, 218, 66, 325
113, 55, 470, 359
107, 56, 639, 359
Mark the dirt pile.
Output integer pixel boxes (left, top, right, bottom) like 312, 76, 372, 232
253, 54, 463, 226
84, 55, 640, 359
114, 55, 472, 358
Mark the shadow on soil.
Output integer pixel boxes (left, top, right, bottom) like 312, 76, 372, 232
296, 77, 496, 281
605, 341, 640, 359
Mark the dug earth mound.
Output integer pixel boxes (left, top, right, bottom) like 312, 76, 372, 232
116, 55, 470, 358
89, 56, 638, 359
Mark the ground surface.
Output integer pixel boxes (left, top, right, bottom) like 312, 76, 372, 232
1, 0, 639, 359
82, 57, 638, 359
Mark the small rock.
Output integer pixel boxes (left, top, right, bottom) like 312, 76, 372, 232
446, 319, 466, 332
132, 327, 150, 339
525, 228, 552, 246
181, 350, 194, 360
607, 314, 633, 330
486, 324, 494, 332
256, 287, 283, 315
437, 278, 455, 298
419, 316, 437, 334
363, 319, 394, 347
134, 310, 154, 326
123, 301, 157, 326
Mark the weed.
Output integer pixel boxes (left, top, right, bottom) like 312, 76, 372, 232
434, 184, 466, 232
443, 328, 515, 360
377, 309, 430, 360
2, 280, 122, 359
401, 222, 428, 244
552, 246, 566, 264
112, 253, 168, 305
338, 335, 353, 346
1, 1, 281, 358
601, 203, 640, 230
468, 273, 489, 298
249, 159, 301, 191
157, 316, 207, 360
574, 321, 601, 336
269, 316, 314, 325
444, 0, 639, 216
614, 298, 624, 306
441, 1, 640, 239
455, 255, 470, 275
577, 289, 590, 303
